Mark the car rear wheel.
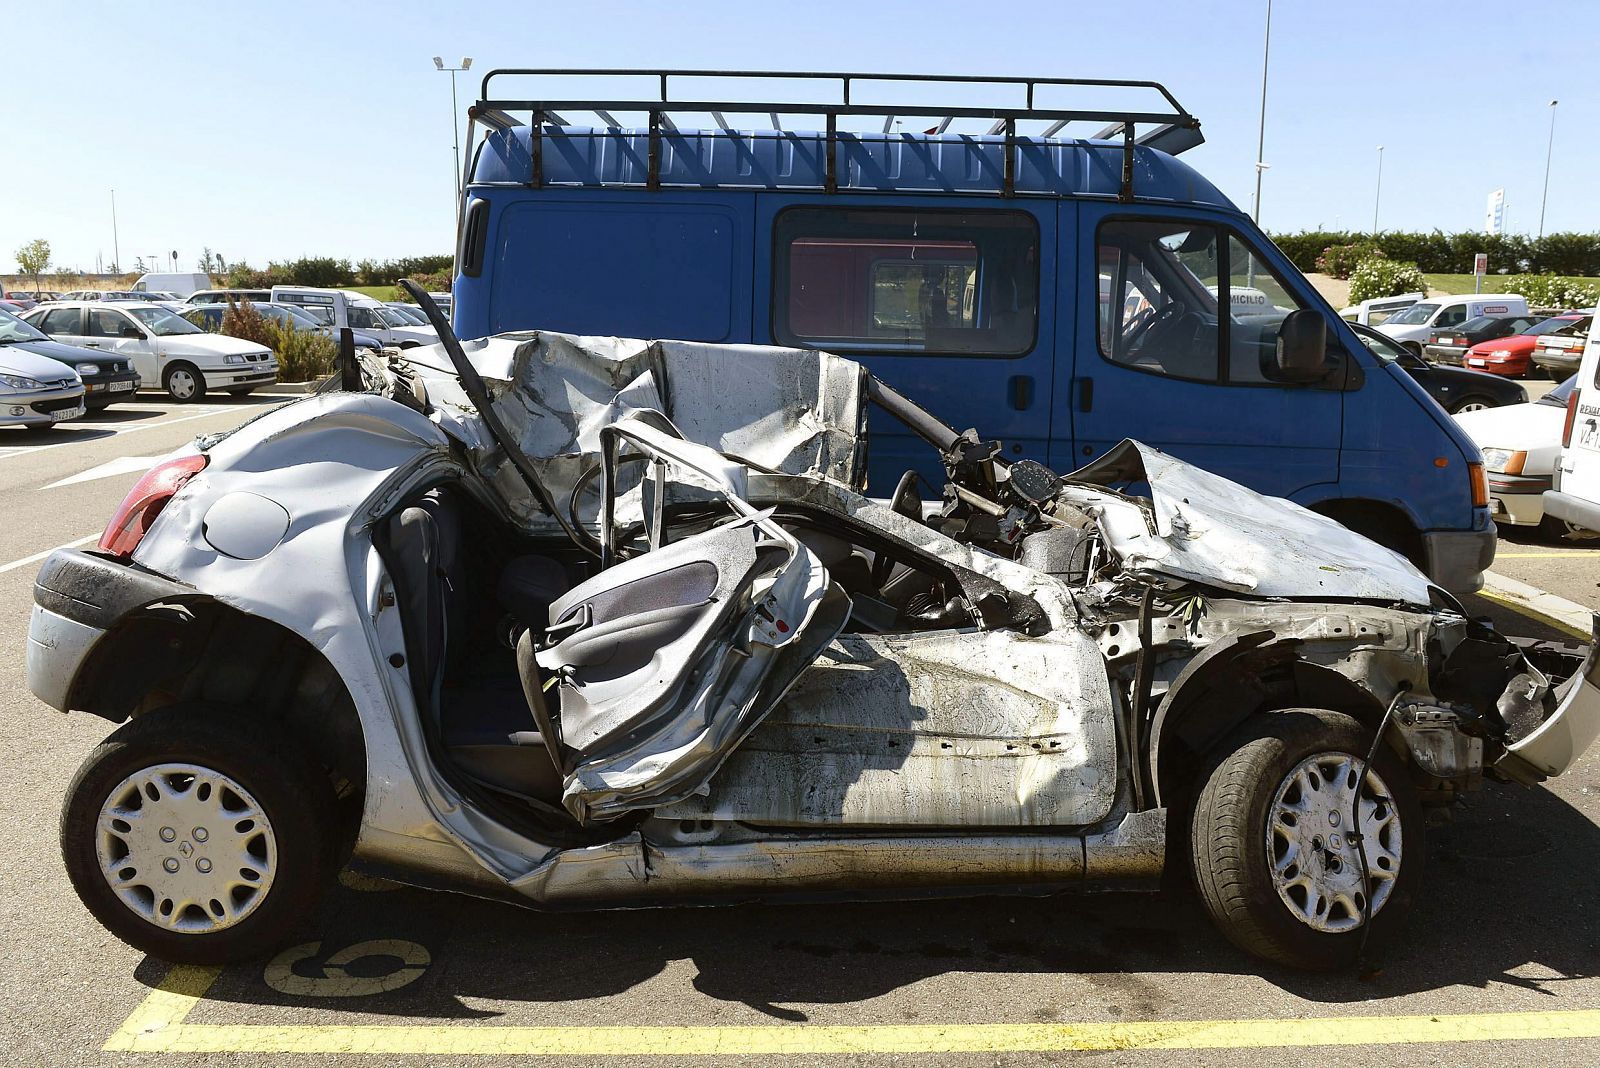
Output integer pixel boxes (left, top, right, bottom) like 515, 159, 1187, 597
1190, 708, 1422, 970
162, 363, 206, 403
1449, 395, 1496, 414
60, 705, 338, 964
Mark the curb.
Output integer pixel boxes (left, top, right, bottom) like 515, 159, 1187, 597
258, 379, 330, 395
1479, 570, 1595, 639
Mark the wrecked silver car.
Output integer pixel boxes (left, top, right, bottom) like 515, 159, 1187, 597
29, 299, 1600, 971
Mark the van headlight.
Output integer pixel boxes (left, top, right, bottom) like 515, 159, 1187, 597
1479, 448, 1526, 474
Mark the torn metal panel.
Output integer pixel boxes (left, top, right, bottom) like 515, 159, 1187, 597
657, 626, 1119, 828
1065, 439, 1436, 604
396, 332, 867, 532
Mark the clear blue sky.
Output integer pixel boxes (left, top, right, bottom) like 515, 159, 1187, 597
4, 0, 1592, 275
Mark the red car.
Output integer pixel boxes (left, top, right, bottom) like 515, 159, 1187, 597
1461, 313, 1589, 377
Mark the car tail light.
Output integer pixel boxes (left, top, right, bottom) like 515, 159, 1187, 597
98, 453, 209, 558
1564, 388, 1582, 448
1468, 462, 1489, 508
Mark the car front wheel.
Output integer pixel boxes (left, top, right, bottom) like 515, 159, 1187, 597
1449, 395, 1496, 414
1189, 708, 1422, 970
162, 363, 206, 403
60, 706, 338, 964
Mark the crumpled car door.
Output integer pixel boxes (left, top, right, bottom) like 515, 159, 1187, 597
537, 413, 850, 823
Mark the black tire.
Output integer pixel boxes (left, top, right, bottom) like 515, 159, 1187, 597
1448, 394, 1497, 415
226, 387, 255, 397
162, 362, 206, 403
1189, 708, 1423, 971
1543, 366, 1564, 381
22, 422, 52, 433
60, 705, 339, 964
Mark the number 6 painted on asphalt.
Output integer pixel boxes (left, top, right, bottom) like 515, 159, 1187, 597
264, 939, 430, 997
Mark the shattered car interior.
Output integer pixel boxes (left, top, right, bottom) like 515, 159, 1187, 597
32, 288, 1600, 971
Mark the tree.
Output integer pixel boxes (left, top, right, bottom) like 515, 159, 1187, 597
198, 247, 221, 275
15, 239, 50, 293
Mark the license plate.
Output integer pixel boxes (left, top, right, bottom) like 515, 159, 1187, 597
50, 403, 85, 422
1467, 358, 1487, 367
108, 380, 135, 392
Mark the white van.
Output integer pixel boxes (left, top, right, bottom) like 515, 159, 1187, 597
1339, 292, 1424, 327
132, 273, 212, 299
1377, 294, 1531, 353
269, 287, 438, 348
1543, 314, 1600, 535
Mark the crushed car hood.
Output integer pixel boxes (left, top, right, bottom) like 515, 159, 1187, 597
1065, 440, 1437, 604
392, 332, 1435, 604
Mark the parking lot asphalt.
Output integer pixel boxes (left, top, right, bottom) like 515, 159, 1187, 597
3, 392, 1599, 1066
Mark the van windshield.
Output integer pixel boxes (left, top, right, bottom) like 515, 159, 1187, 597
1385, 302, 1439, 326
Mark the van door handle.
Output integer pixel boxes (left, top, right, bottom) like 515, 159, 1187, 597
1008, 374, 1034, 411
1075, 377, 1094, 413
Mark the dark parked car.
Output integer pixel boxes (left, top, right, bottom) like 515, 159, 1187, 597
0, 305, 139, 410
1351, 322, 1526, 414
1532, 316, 1593, 380
1422, 314, 1542, 366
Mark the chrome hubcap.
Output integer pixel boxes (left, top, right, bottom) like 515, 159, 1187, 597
1456, 401, 1489, 413
1267, 751, 1401, 933
95, 763, 276, 934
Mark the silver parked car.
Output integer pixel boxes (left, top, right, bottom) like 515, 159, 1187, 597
28, 307, 1600, 971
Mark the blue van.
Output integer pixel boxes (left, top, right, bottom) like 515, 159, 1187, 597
450, 70, 1494, 592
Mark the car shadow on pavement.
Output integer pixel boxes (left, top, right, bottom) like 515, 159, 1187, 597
129, 777, 1600, 1023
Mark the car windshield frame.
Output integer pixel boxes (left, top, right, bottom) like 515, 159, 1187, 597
1385, 302, 1439, 326
126, 306, 204, 336
0, 305, 50, 343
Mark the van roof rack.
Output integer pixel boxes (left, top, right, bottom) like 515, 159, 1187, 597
468, 68, 1202, 200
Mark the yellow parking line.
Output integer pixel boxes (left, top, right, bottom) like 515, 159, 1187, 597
105, 966, 1600, 1055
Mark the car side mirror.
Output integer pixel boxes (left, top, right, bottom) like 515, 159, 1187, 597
1273, 309, 1329, 383
121, 326, 146, 340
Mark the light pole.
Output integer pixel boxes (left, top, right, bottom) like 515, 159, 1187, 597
1372, 146, 1384, 235
110, 189, 121, 275
1538, 99, 1558, 238
433, 56, 473, 202
1251, 0, 1273, 224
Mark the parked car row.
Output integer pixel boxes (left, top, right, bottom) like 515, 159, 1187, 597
0, 305, 132, 431
1340, 291, 1592, 383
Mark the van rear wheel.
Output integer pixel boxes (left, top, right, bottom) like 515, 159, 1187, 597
1189, 708, 1422, 970
60, 705, 338, 964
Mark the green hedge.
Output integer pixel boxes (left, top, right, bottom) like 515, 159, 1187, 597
1269, 230, 1600, 276
223, 255, 454, 290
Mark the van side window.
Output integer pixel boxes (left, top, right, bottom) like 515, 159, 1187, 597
1224, 235, 1312, 383
773, 207, 1038, 356
1097, 221, 1222, 381
1436, 307, 1467, 327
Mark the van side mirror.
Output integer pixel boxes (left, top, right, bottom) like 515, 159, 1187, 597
1273, 309, 1328, 383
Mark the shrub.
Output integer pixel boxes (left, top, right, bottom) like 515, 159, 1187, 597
267, 256, 353, 288
1498, 274, 1600, 309
262, 321, 339, 382
224, 262, 277, 288
357, 255, 453, 286
220, 300, 274, 348
1314, 240, 1382, 279
1348, 256, 1428, 304
395, 270, 452, 300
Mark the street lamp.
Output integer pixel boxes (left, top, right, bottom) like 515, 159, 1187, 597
1372, 146, 1384, 235
1539, 99, 1558, 238
432, 56, 473, 202
1251, 0, 1273, 224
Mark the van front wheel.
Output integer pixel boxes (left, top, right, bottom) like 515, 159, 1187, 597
1189, 708, 1423, 970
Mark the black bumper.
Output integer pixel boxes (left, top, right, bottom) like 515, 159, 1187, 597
34, 549, 201, 630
